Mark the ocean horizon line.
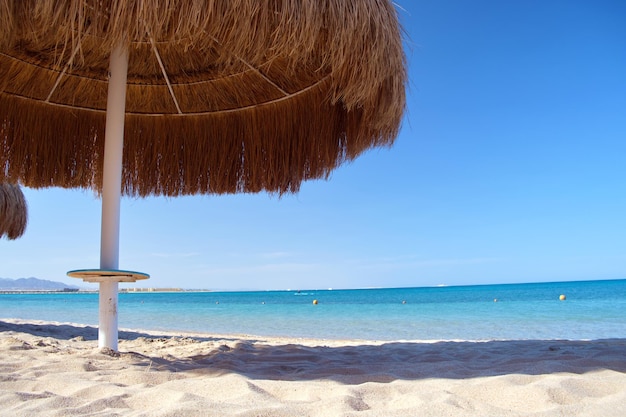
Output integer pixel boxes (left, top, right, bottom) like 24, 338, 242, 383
3, 276, 623, 294
164, 276, 626, 293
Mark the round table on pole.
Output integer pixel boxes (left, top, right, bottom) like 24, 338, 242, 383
67, 269, 150, 283
67, 269, 149, 351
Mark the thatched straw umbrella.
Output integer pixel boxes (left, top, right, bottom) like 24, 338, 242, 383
0, 1, 406, 350
0, 183, 28, 240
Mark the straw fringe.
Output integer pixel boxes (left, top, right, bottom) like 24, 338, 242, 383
0, 0, 406, 196
0, 182, 28, 239
2, 78, 393, 196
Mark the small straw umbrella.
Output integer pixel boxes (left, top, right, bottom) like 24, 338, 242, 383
0, 183, 28, 240
0, 1, 406, 350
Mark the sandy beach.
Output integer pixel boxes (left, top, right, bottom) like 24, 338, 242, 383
1, 318, 625, 416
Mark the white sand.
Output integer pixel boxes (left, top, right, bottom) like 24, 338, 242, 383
1, 318, 625, 416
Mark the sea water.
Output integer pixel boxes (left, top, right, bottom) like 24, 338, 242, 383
1, 279, 625, 341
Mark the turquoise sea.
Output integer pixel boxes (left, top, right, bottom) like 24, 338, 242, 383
1, 279, 625, 341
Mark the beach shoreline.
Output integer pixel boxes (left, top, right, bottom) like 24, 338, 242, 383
1, 318, 625, 416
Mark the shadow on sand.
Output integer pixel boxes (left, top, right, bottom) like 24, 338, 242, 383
0, 319, 242, 343
172, 338, 626, 384
2, 320, 625, 384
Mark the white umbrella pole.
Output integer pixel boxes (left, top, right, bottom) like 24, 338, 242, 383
99, 45, 129, 350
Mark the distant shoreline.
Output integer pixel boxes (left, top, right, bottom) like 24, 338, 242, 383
0, 288, 213, 294
0, 289, 81, 294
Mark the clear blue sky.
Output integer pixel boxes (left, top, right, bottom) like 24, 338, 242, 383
2, 0, 625, 290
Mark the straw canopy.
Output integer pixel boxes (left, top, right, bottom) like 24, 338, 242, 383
0, 0, 406, 197
0, 183, 27, 240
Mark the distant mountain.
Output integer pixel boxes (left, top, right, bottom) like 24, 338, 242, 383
0, 277, 80, 291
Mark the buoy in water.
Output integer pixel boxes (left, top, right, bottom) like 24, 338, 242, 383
494, 298, 498, 303
312, 299, 318, 305
559, 294, 566, 301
